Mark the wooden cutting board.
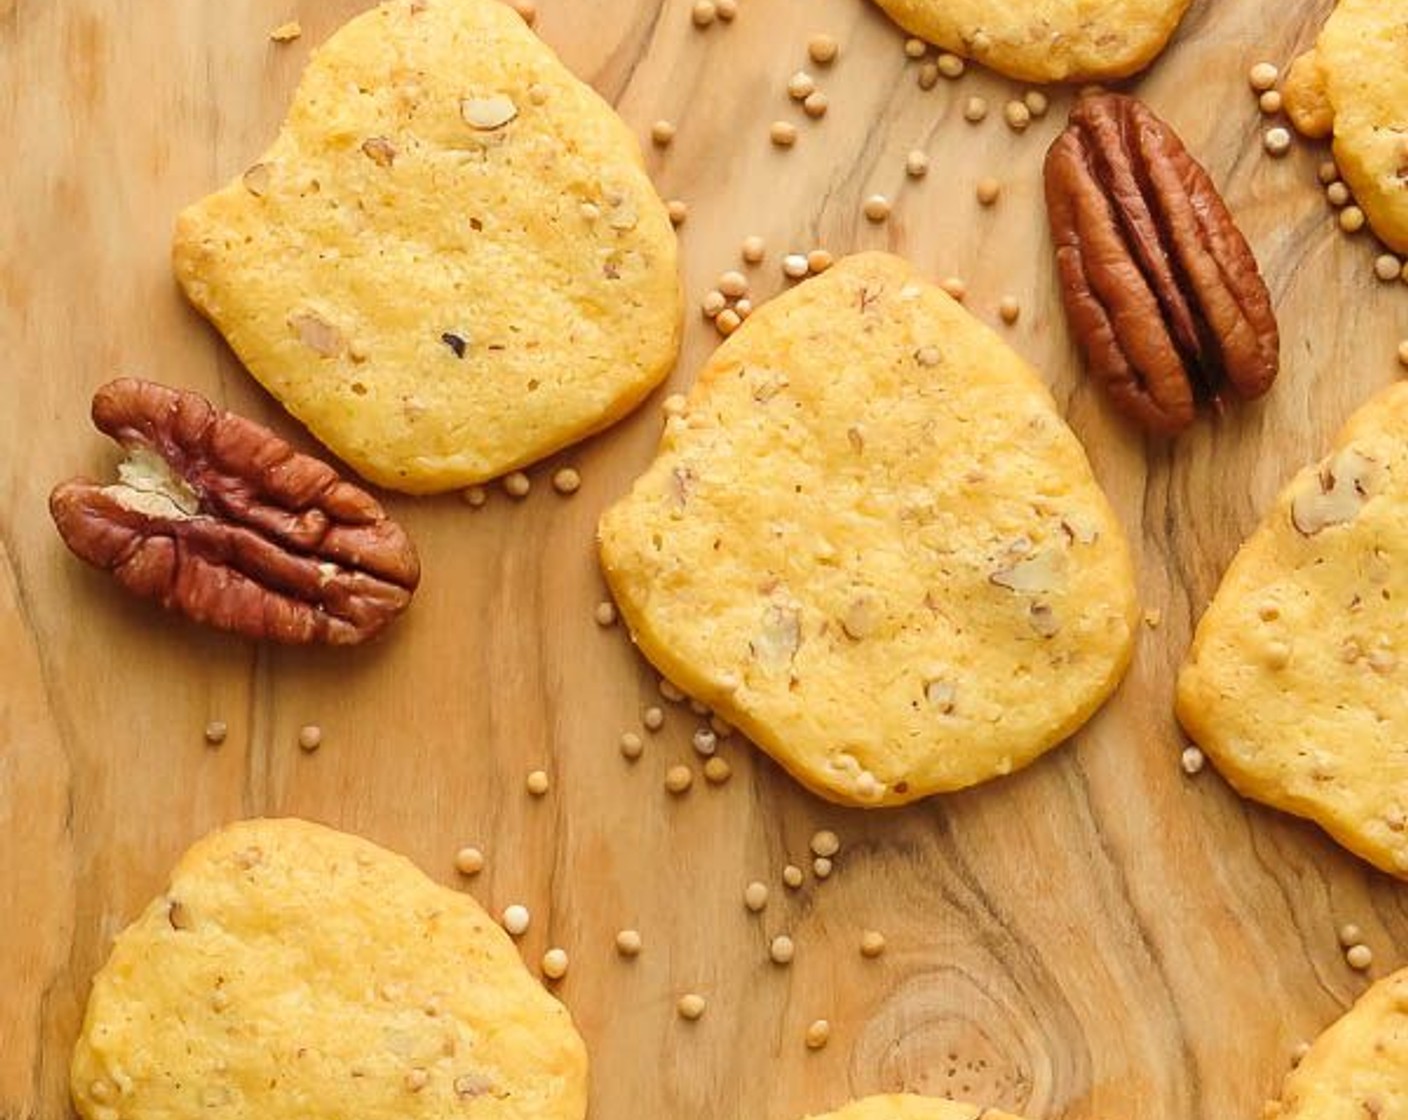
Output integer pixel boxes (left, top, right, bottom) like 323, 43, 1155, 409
5, 0, 1407, 1117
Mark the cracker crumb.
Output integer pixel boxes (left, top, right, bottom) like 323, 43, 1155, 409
269, 20, 302, 42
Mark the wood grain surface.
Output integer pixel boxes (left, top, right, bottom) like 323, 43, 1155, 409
3, 1, 1407, 1118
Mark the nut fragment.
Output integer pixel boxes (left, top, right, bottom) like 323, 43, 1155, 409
49, 380, 420, 644
1043, 92, 1280, 435
1291, 448, 1377, 535
461, 94, 518, 131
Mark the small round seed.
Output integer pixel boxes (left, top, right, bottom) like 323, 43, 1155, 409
298, 724, 323, 752
770, 120, 798, 148
502, 904, 530, 936
552, 467, 581, 495
810, 829, 840, 857
665, 764, 694, 794
594, 600, 617, 627
1180, 746, 1206, 775
813, 857, 833, 879
1340, 205, 1366, 233
940, 276, 967, 302
651, 120, 676, 147
975, 177, 1001, 206
807, 249, 834, 274
619, 731, 644, 760
541, 947, 569, 980
1346, 943, 1374, 971
936, 52, 964, 78
783, 253, 810, 279
710, 714, 734, 737
1317, 159, 1340, 185
691, 0, 716, 27
782, 864, 804, 888
905, 149, 929, 178
902, 36, 926, 58
1375, 254, 1402, 282
788, 71, 816, 100
658, 678, 686, 703
692, 727, 718, 755
805, 1019, 831, 1050
454, 846, 485, 875
643, 706, 666, 731
808, 33, 838, 65
1003, 100, 1031, 131
716, 0, 737, 21
462, 485, 488, 508
803, 91, 829, 118
1259, 90, 1283, 115
701, 289, 727, 318
718, 270, 749, 298
860, 929, 886, 957
616, 929, 643, 957
963, 95, 988, 123
734, 298, 753, 319
526, 769, 550, 796
744, 880, 770, 911
1248, 61, 1280, 92
1338, 923, 1364, 947
204, 720, 228, 745
998, 295, 1021, 324
862, 194, 891, 222
1023, 89, 1049, 117
703, 756, 732, 784
716, 308, 742, 336
741, 235, 766, 264
1263, 127, 1292, 157
1399, 340, 1408, 369
1326, 181, 1350, 207
667, 199, 688, 226
917, 61, 939, 89
677, 993, 707, 1020
503, 471, 531, 498
770, 934, 796, 964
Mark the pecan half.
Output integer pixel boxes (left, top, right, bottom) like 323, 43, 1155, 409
50, 379, 420, 644
1044, 92, 1279, 435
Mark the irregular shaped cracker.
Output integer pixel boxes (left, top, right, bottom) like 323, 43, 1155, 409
806, 1095, 1028, 1120
1281, 0, 1408, 253
70, 819, 587, 1120
174, 0, 681, 493
1266, 969, 1408, 1120
1178, 384, 1408, 877
599, 253, 1138, 808
867, 0, 1193, 82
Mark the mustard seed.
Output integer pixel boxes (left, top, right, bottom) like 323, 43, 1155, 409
770, 120, 798, 148
1259, 90, 1283, 115
963, 95, 988, 123
703, 756, 732, 783
718, 270, 749, 298
454, 846, 485, 875
1317, 159, 1340, 185
716, 0, 737, 21
462, 485, 488, 508
803, 91, 829, 118
503, 470, 531, 498
1181, 746, 1206, 775
1346, 943, 1373, 971
502, 904, 530, 936
805, 1019, 831, 1050
813, 857, 833, 879
936, 52, 964, 78
1375, 254, 1402, 282
788, 71, 816, 101
691, 0, 716, 27
1003, 100, 1031, 131
807, 249, 834, 274
1263, 127, 1292, 157
810, 829, 840, 857
903, 37, 926, 59
667, 199, 688, 226
1399, 340, 1408, 369
741, 235, 766, 264
1248, 61, 1279, 92
998, 295, 1021, 324
1326, 181, 1350, 207
1338, 923, 1364, 947
677, 993, 707, 1020
619, 731, 644, 760
204, 720, 228, 745
541, 947, 569, 980
692, 727, 718, 755
783, 253, 810, 279
616, 929, 643, 956
551, 467, 581, 494
770, 934, 796, 964
526, 769, 550, 796
734, 298, 753, 319
744, 880, 769, 911
917, 61, 939, 89
643, 706, 666, 731
1340, 205, 1366, 233
665, 764, 694, 794
863, 194, 892, 222
298, 724, 323, 752
905, 149, 929, 178
976, 177, 1001, 205
702, 289, 727, 318
1023, 89, 1049, 117
808, 33, 838, 65
783, 864, 804, 888
716, 308, 742, 336
860, 929, 886, 957
651, 119, 676, 147
940, 276, 967, 301
659, 678, 686, 703
594, 600, 618, 626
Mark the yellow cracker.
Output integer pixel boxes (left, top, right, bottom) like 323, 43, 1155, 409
70, 818, 587, 1120
1178, 383, 1408, 877
807, 1095, 1028, 1120
1266, 968, 1408, 1119
599, 253, 1138, 808
174, 0, 681, 493
867, 0, 1193, 82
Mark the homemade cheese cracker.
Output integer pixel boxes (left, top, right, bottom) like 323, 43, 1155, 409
70, 819, 587, 1120
807, 1095, 1028, 1120
599, 253, 1138, 807
1281, 0, 1408, 253
867, 0, 1193, 82
173, 0, 682, 493
1266, 968, 1408, 1120
1178, 384, 1408, 878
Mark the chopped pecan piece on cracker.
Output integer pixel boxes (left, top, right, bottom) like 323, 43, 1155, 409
1044, 92, 1280, 435
50, 379, 420, 644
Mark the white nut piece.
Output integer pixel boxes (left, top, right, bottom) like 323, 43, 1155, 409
1291, 448, 1377, 535
462, 94, 519, 130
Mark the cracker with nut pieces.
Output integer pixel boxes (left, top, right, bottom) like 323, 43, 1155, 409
1282, 0, 1408, 253
867, 0, 1193, 82
173, 0, 682, 493
1178, 384, 1408, 878
806, 1095, 1029, 1120
1265, 968, 1408, 1120
598, 252, 1139, 807
70, 819, 587, 1120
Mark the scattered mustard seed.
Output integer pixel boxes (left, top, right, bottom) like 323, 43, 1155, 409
1346, 943, 1374, 971
803, 91, 829, 119
1023, 89, 1049, 117
810, 829, 840, 857
744, 881, 770, 911
903, 36, 927, 59
1003, 99, 1031, 131
735, 298, 753, 319
716, 0, 737, 21
936, 51, 964, 78
298, 724, 323, 752
503, 470, 531, 498
454, 846, 486, 875
1317, 159, 1340, 185
1338, 923, 1364, 947
1248, 61, 1279, 92
702, 289, 728, 318
691, 0, 716, 27
643, 706, 666, 731
541, 947, 569, 980
718, 270, 749, 298
940, 276, 967, 302
462, 485, 488, 508
782, 864, 804, 888
651, 119, 676, 147
659, 677, 686, 703
552, 467, 581, 495
692, 727, 718, 755
677, 992, 707, 1020
1263, 127, 1292, 157
667, 199, 688, 226
594, 600, 618, 627
860, 929, 886, 958
704, 756, 732, 784
788, 71, 816, 101
975, 177, 1001, 206
805, 1019, 831, 1050
741, 235, 767, 264
1340, 205, 1366, 233
905, 149, 929, 178
1375, 254, 1402, 282
616, 929, 643, 957
770, 120, 798, 148
204, 720, 228, 745
808, 33, 839, 65
807, 248, 834, 273
998, 295, 1021, 325
619, 731, 644, 760
1398, 340, 1408, 369
502, 904, 531, 936
863, 194, 892, 222
963, 95, 988, 123
917, 61, 939, 90
716, 308, 742, 336
813, 857, 833, 879
782, 253, 810, 279
526, 769, 550, 796
1181, 746, 1206, 775
770, 934, 796, 964
665, 764, 694, 794
1259, 90, 1283, 115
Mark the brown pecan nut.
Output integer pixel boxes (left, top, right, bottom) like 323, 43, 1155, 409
50, 379, 420, 644
1044, 92, 1280, 435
